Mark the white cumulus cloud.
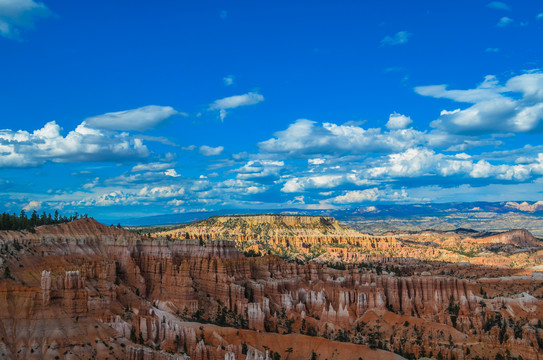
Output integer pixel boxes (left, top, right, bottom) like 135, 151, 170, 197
131, 162, 174, 172
168, 199, 185, 206
386, 113, 413, 130
326, 188, 409, 205
282, 175, 344, 193
138, 185, 185, 198
164, 169, 181, 177
365, 148, 543, 182
308, 158, 325, 165
0, 121, 149, 168
23, 200, 42, 211
235, 160, 284, 180
209, 92, 264, 120
329, 188, 380, 204
85, 105, 179, 131
416, 72, 543, 134
199, 145, 224, 156
259, 119, 446, 156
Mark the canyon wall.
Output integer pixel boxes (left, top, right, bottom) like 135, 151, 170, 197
0, 218, 542, 360
155, 215, 399, 253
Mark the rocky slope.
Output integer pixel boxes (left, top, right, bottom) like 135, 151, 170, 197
153, 215, 543, 268
474, 229, 541, 247
155, 215, 398, 257
392, 228, 543, 268
0, 218, 542, 360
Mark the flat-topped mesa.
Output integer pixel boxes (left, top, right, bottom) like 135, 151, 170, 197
155, 214, 398, 250
212, 214, 341, 227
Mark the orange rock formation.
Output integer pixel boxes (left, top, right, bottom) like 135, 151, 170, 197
0, 218, 542, 360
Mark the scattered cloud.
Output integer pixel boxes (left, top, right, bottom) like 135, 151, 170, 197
328, 188, 380, 204
6, 4, 543, 216
85, 105, 179, 131
209, 92, 264, 121
164, 169, 181, 177
232, 152, 248, 160
381, 31, 412, 46
258, 119, 478, 157
308, 158, 325, 165
0, 0, 52, 39
0, 120, 150, 168
368, 148, 455, 178
131, 162, 174, 172
497, 16, 513, 27
282, 175, 344, 193
220, 179, 266, 195
138, 185, 184, 198
386, 113, 413, 130
272, 144, 543, 199
168, 199, 185, 206
537, 13, 543, 20
487, 2, 510, 10
416, 71, 543, 134
366, 148, 543, 182
23, 200, 41, 211
223, 75, 234, 86
289, 195, 305, 204
76, 185, 185, 207
235, 160, 284, 181
199, 145, 224, 156
135, 135, 179, 147
82, 177, 99, 189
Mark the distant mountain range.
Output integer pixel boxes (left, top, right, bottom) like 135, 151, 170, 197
111, 201, 543, 227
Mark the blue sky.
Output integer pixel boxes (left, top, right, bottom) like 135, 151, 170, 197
1, 0, 543, 220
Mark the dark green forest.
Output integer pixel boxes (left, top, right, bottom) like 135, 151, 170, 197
0, 210, 87, 231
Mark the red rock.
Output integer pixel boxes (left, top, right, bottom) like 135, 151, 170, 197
0, 217, 541, 360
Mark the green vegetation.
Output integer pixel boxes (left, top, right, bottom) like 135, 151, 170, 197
444, 243, 479, 257
446, 296, 460, 328
243, 249, 262, 257
0, 210, 86, 231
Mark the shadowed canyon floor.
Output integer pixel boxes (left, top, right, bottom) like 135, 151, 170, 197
1, 216, 543, 359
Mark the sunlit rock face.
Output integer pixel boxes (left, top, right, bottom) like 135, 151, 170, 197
155, 215, 400, 252
0, 217, 542, 359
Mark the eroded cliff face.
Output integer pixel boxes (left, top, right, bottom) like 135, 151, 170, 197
474, 229, 541, 248
392, 228, 543, 268
155, 215, 399, 253
0, 218, 542, 360
152, 215, 543, 269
